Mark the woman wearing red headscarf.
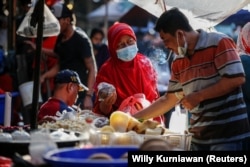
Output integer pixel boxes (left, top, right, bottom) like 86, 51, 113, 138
93, 22, 164, 123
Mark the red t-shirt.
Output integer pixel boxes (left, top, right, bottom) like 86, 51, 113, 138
37, 97, 74, 121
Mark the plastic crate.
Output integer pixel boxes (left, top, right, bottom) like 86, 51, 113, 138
90, 131, 192, 151
0, 92, 19, 125
141, 133, 193, 151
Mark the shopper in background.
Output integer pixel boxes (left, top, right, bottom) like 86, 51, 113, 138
39, 2, 97, 110
90, 28, 110, 71
37, 69, 88, 124
236, 22, 250, 150
93, 22, 164, 124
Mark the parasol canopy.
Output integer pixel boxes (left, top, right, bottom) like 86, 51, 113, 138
87, 1, 134, 23
219, 8, 250, 26
128, 0, 250, 29
119, 5, 157, 27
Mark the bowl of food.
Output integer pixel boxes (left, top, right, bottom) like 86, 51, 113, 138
43, 145, 138, 167
0, 127, 83, 158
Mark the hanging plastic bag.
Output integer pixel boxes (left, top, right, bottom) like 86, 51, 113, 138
16, 3, 60, 38
118, 93, 151, 115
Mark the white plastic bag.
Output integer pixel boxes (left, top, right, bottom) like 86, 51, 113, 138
169, 104, 188, 134
16, 3, 60, 38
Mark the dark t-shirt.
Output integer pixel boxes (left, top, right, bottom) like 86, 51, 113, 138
95, 44, 110, 70
54, 29, 93, 87
54, 29, 94, 105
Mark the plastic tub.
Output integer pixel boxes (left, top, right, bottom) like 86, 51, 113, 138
18, 81, 42, 107
43, 146, 138, 167
0, 92, 19, 125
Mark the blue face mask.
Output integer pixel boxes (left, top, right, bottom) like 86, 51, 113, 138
116, 44, 138, 62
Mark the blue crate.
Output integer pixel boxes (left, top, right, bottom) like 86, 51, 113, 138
0, 92, 19, 125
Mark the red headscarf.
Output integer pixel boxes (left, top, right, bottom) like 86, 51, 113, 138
237, 22, 250, 55
94, 23, 162, 122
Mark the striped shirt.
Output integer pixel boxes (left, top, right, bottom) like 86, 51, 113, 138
168, 29, 250, 145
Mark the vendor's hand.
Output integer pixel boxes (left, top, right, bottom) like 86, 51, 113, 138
180, 92, 201, 110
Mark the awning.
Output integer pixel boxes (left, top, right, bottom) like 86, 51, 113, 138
128, 0, 250, 29
87, 1, 134, 23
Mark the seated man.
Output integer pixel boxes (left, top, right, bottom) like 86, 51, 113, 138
37, 69, 88, 123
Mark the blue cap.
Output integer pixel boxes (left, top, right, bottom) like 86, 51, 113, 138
55, 69, 88, 91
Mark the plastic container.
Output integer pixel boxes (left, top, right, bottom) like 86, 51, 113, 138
18, 81, 42, 107
141, 133, 193, 151
0, 92, 19, 125
43, 146, 138, 167
0, 156, 12, 167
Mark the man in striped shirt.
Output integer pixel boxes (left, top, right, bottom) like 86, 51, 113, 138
133, 8, 250, 151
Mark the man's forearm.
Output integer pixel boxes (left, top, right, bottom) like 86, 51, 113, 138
133, 93, 177, 120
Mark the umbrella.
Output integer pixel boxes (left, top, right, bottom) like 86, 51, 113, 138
87, 1, 134, 23
87, 1, 134, 35
128, 0, 250, 29
119, 5, 157, 27
219, 9, 250, 26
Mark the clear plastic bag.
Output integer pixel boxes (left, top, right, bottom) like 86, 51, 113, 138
97, 82, 116, 101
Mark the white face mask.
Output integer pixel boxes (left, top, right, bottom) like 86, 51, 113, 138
176, 33, 188, 57
116, 44, 138, 62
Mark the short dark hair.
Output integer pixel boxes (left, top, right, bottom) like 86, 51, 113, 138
51, 3, 73, 22
154, 8, 193, 36
90, 28, 105, 39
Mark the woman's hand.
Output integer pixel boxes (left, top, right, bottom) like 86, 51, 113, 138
99, 92, 117, 115
103, 92, 117, 106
